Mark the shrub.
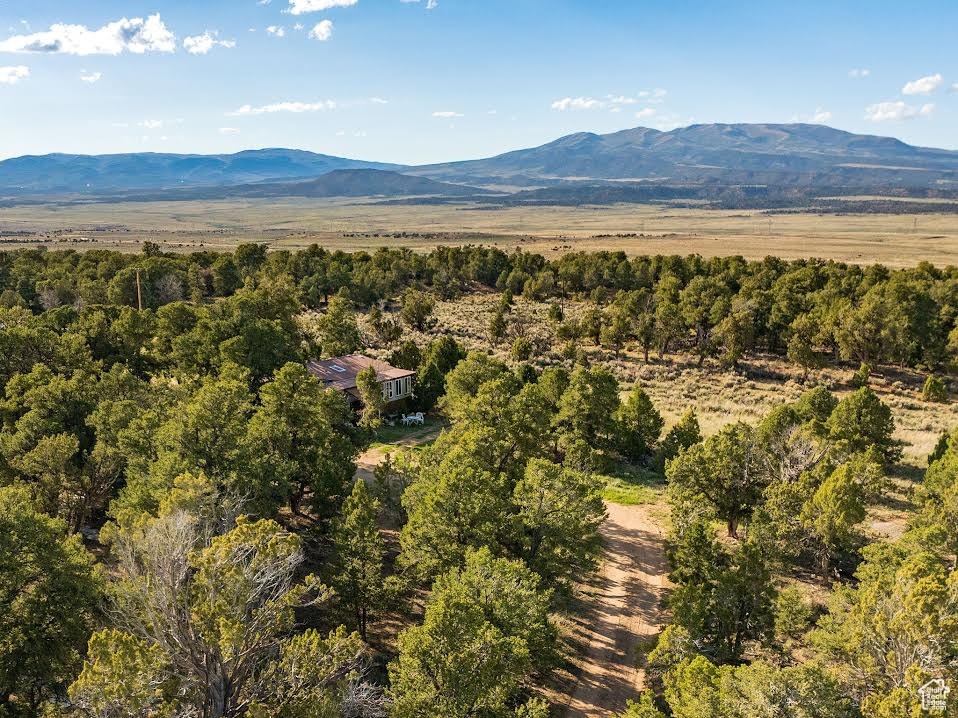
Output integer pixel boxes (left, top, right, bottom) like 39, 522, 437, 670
850, 362, 872, 389
511, 337, 533, 361
922, 374, 949, 403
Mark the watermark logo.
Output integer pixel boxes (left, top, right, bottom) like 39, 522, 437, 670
920, 678, 950, 712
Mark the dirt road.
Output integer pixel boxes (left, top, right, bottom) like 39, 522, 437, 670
559, 501, 671, 717
353, 424, 442, 483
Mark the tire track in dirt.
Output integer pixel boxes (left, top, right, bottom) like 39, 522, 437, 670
559, 501, 670, 717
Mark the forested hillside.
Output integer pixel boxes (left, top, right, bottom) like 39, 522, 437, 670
1, 242, 957, 717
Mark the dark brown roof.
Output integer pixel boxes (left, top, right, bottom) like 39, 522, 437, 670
306, 354, 415, 392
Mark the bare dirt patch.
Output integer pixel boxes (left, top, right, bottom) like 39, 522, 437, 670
557, 501, 671, 717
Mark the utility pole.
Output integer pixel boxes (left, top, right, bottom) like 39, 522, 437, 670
135, 268, 143, 311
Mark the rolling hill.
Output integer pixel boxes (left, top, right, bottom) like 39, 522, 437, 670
119, 169, 488, 201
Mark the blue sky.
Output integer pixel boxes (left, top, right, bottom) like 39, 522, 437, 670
0, 0, 956, 163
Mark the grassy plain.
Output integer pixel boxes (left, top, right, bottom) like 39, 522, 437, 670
3, 197, 958, 267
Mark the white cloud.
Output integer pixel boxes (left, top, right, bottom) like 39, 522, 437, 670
308, 20, 333, 40
266, 26, 286, 37
902, 73, 943, 95
553, 90, 666, 112
287, 0, 357, 15
0, 14, 175, 55
0, 65, 29, 84
635, 107, 656, 119
293, 23, 304, 31
864, 100, 935, 122
848, 68, 870, 78
140, 119, 163, 129
218, 127, 240, 134
229, 100, 337, 116
432, 110, 463, 118
551, 96, 603, 111
801, 108, 833, 123
951, 83, 958, 93
183, 31, 236, 55
639, 88, 668, 102
79, 70, 102, 83
401, 0, 438, 7
369, 96, 389, 104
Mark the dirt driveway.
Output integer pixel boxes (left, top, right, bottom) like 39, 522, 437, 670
558, 501, 671, 717
354, 423, 442, 483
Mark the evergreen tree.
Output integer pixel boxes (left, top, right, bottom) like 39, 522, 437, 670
332, 480, 387, 641
666, 422, 766, 538
656, 408, 702, 469
0, 486, 100, 714
388, 548, 555, 717
826, 387, 900, 463
316, 294, 362, 357
617, 385, 665, 461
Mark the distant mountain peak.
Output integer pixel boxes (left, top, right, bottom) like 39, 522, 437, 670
409, 122, 958, 187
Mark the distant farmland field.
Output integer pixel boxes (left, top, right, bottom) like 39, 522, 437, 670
2, 197, 958, 267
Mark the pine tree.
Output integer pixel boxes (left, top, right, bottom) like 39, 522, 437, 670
617, 385, 665, 461
332, 480, 386, 641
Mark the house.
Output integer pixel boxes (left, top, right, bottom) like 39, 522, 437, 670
307, 354, 415, 407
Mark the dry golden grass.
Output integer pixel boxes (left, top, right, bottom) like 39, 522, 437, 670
414, 293, 957, 463
387, 294, 957, 539
2, 198, 958, 267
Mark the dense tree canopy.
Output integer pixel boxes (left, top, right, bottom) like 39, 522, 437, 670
4, 242, 958, 718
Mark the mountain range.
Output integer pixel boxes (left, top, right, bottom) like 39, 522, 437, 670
0, 149, 398, 194
2, 123, 957, 200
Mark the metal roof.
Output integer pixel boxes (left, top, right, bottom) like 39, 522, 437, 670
306, 354, 415, 391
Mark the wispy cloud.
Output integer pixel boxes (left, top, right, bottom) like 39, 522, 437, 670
0, 14, 175, 55
266, 26, 286, 37
308, 20, 333, 41
551, 97, 603, 111
635, 107, 656, 120
552, 90, 666, 112
369, 97, 389, 104
848, 68, 870, 78
140, 119, 164, 129
0, 65, 29, 84
432, 110, 463, 118
218, 127, 240, 134
902, 73, 943, 95
401, 0, 438, 8
793, 108, 832, 123
79, 70, 102, 83
183, 31, 236, 55
229, 100, 337, 116
864, 100, 935, 121
287, 0, 357, 15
